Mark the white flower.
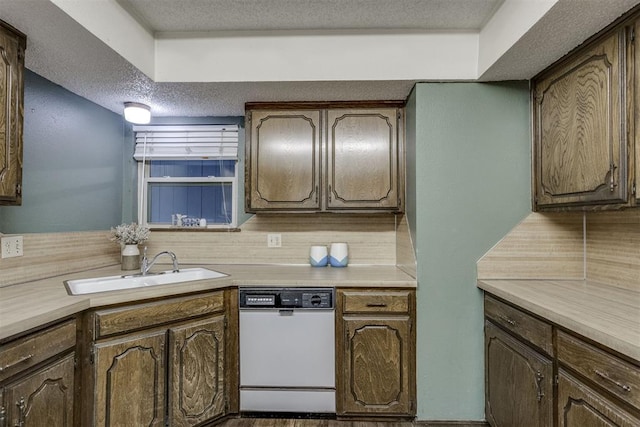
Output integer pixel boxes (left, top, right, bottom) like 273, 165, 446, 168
110, 222, 150, 245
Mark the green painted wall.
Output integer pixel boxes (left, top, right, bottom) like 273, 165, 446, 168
0, 70, 124, 233
406, 82, 531, 420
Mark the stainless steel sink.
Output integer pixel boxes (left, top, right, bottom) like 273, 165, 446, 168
65, 267, 228, 295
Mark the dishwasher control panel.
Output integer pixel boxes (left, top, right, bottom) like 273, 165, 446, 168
239, 288, 334, 309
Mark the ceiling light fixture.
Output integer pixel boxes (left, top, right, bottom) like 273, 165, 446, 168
123, 102, 151, 124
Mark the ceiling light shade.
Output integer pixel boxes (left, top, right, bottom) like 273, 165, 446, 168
123, 102, 151, 124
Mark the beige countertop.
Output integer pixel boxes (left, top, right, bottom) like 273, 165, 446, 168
0, 264, 416, 341
478, 279, 640, 362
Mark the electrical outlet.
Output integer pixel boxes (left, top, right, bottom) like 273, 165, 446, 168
267, 233, 282, 248
1, 235, 23, 258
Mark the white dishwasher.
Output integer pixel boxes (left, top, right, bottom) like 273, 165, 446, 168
239, 287, 335, 414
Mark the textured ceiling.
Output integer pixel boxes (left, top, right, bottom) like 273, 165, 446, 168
117, 0, 503, 33
2, 0, 640, 118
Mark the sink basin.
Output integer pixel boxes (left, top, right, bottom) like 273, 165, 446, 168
65, 267, 228, 295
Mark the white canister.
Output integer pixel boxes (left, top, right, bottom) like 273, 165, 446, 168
329, 242, 349, 267
309, 245, 329, 267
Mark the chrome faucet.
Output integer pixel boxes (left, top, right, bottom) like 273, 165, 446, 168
141, 247, 180, 276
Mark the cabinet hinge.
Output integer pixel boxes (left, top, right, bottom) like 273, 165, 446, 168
0, 406, 5, 427
631, 27, 636, 42
89, 347, 95, 365
633, 182, 636, 195
15, 184, 21, 197
554, 374, 559, 386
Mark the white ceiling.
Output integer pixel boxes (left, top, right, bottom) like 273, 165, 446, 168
2, 0, 640, 117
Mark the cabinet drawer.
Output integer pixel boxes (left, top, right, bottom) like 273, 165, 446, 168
340, 290, 411, 314
94, 292, 224, 338
484, 295, 553, 356
557, 330, 640, 410
0, 319, 76, 382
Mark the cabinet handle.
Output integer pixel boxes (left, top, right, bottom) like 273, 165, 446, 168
366, 303, 388, 308
498, 315, 516, 326
595, 369, 632, 392
535, 371, 545, 402
14, 397, 25, 427
609, 163, 616, 192
0, 354, 33, 372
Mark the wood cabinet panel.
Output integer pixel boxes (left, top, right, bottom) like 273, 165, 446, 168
92, 329, 166, 427
340, 290, 410, 314
0, 21, 26, 205
245, 103, 404, 213
247, 110, 321, 210
169, 315, 226, 426
485, 321, 553, 427
558, 369, 639, 427
557, 330, 640, 410
0, 319, 76, 382
484, 295, 553, 356
94, 292, 224, 338
340, 316, 412, 415
2, 353, 74, 427
326, 108, 400, 210
533, 29, 627, 209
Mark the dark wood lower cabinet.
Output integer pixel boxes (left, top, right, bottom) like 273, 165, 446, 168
336, 289, 416, 418
169, 316, 227, 426
557, 369, 640, 427
93, 329, 166, 427
485, 321, 553, 427
2, 352, 75, 427
341, 317, 412, 415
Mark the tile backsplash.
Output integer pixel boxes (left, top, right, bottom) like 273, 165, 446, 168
0, 214, 408, 287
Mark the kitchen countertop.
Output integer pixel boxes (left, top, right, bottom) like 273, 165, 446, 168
478, 279, 640, 362
0, 264, 416, 341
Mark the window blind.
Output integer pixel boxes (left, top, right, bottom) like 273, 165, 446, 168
133, 125, 239, 160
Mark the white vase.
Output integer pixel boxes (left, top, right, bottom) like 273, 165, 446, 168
121, 244, 140, 271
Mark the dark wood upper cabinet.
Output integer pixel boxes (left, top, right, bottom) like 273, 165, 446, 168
533, 28, 628, 210
0, 20, 26, 206
245, 102, 404, 213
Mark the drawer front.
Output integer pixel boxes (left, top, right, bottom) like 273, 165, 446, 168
484, 295, 553, 356
0, 319, 76, 382
340, 290, 411, 314
557, 330, 640, 410
94, 291, 225, 338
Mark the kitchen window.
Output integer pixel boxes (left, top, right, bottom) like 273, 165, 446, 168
134, 125, 239, 229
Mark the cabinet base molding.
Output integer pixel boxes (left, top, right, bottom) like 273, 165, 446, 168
415, 422, 489, 427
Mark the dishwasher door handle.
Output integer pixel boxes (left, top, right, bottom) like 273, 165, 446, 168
279, 309, 294, 316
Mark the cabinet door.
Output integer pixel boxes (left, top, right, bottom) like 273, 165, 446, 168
3, 353, 74, 427
326, 108, 401, 210
168, 315, 226, 426
247, 110, 321, 211
533, 29, 627, 209
485, 321, 553, 427
340, 316, 412, 415
93, 329, 166, 427
558, 369, 639, 427
0, 23, 26, 205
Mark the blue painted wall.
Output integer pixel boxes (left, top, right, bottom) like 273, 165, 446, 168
406, 82, 531, 420
0, 70, 124, 233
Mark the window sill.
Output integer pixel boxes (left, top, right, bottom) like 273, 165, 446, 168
150, 227, 241, 232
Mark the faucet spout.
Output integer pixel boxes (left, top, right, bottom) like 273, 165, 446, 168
141, 248, 180, 275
